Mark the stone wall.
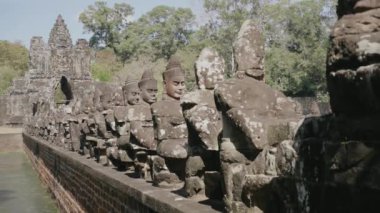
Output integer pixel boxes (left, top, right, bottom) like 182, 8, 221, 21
0, 95, 8, 125
23, 133, 219, 213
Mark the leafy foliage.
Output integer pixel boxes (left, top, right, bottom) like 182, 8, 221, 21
263, 0, 334, 97
116, 5, 195, 61
79, 1, 134, 49
91, 48, 122, 82
0, 41, 28, 94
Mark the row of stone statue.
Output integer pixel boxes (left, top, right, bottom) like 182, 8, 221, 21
25, 20, 304, 212
25, 1, 380, 211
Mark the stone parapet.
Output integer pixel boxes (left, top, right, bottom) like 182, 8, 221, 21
23, 133, 219, 213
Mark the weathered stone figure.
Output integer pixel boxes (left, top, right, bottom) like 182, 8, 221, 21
125, 70, 158, 178
287, 1, 380, 212
181, 47, 225, 198
327, 0, 380, 115
83, 84, 116, 163
139, 70, 158, 105
151, 57, 188, 187
214, 20, 302, 212
108, 77, 141, 169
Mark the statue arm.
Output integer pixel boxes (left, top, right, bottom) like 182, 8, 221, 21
130, 120, 155, 149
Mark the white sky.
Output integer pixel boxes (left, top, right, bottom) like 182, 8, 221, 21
0, 0, 204, 48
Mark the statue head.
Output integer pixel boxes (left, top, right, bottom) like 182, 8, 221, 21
195, 47, 225, 90
123, 76, 140, 105
233, 20, 265, 80
138, 69, 158, 104
163, 56, 185, 100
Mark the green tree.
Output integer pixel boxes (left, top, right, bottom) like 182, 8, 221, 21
79, 1, 134, 50
91, 48, 123, 82
263, 0, 335, 98
0, 41, 28, 94
116, 5, 195, 61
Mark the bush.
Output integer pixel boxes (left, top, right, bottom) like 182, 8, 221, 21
0, 41, 28, 94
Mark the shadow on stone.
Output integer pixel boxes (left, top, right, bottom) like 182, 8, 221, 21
198, 199, 225, 212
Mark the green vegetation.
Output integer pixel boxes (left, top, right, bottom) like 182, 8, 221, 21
91, 48, 122, 82
0, 41, 29, 95
263, 0, 334, 97
81, 0, 337, 99
79, 1, 134, 50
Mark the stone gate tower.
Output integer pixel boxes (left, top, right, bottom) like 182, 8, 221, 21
0, 15, 93, 125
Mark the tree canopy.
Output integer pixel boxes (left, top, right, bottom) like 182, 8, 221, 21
116, 5, 195, 61
79, 1, 134, 49
0, 40, 29, 94
79, 0, 337, 100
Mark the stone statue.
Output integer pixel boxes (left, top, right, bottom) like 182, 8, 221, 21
181, 47, 225, 198
151, 56, 188, 187
287, 2, 380, 212
214, 20, 302, 212
83, 83, 118, 164
125, 70, 158, 178
327, 0, 380, 115
107, 77, 141, 170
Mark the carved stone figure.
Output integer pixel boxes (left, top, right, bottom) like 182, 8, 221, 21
126, 70, 158, 178
233, 20, 265, 80
327, 0, 380, 115
151, 57, 188, 187
181, 47, 225, 198
214, 20, 303, 212
288, 2, 380, 212
107, 77, 140, 169
94, 84, 124, 164
139, 70, 158, 105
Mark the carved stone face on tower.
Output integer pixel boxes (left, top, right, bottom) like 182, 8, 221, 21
163, 57, 186, 100
195, 47, 225, 90
139, 70, 158, 104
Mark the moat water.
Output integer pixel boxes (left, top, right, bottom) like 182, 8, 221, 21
0, 151, 58, 213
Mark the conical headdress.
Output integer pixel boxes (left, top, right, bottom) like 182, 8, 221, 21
139, 69, 157, 88
123, 75, 139, 91
163, 56, 184, 80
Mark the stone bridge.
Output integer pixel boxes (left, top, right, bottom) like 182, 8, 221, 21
1, 1, 380, 213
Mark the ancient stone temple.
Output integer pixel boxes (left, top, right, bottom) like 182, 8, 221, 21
0, 15, 92, 126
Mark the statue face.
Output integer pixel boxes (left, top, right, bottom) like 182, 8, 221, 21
202, 70, 224, 89
195, 48, 225, 90
164, 75, 185, 100
126, 86, 141, 105
140, 83, 158, 104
